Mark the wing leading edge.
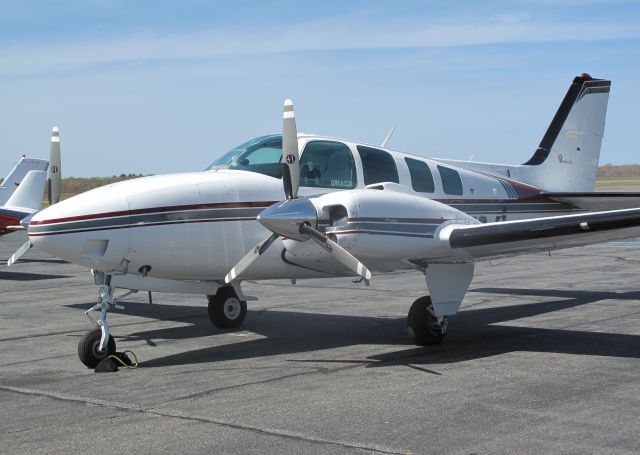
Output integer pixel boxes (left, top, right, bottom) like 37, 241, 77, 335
443, 207, 640, 259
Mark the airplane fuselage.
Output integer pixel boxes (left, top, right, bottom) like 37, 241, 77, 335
28, 135, 582, 281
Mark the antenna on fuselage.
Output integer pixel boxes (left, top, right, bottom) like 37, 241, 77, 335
381, 124, 397, 148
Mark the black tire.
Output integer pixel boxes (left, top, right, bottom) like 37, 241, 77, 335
78, 328, 116, 368
207, 287, 247, 329
407, 296, 447, 346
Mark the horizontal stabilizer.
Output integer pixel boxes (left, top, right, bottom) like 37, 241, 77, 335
544, 192, 640, 212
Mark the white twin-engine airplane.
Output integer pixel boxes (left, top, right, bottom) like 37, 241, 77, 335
27, 74, 638, 368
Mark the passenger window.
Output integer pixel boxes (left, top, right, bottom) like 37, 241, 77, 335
405, 158, 435, 193
437, 165, 463, 196
357, 145, 399, 185
299, 141, 356, 189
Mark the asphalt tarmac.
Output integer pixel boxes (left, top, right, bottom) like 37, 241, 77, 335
1, 232, 639, 454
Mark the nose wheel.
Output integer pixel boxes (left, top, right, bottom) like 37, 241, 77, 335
407, 296, 448, 346
78, 328, 116, 368
207, 286, 247, 329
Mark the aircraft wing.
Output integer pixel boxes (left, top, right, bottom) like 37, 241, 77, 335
443, 207, 640, 260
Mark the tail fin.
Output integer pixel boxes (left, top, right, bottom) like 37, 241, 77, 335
517, 74, 610, 191
4, 170, 47, 211
0, 156, 49, 205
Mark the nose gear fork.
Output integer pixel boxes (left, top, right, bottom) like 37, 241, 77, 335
84, 278, 123, 353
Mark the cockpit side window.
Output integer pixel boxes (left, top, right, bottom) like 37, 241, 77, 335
299, 141, 356, 189
206, 135, 283, 178
357, 145, 399, 185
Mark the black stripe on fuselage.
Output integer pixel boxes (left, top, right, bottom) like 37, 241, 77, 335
29, 198, 582, 237
29, 207, 265, 236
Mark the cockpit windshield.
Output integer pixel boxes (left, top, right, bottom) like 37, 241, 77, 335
206, 134, 283, 178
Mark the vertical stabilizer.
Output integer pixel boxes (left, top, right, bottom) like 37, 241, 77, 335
4, 170, 47, 211
517, 74, 610, 191
0, 157, 49, 205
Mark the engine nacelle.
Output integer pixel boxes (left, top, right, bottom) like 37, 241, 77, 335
304, 187, 479, 270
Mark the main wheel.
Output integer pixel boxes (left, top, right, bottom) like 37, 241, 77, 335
78, 328, 116, 368
407, 296, 448, 346
207, 287, 247, 329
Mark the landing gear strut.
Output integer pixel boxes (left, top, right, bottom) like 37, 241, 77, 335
207, 286, 247, 329
407, 296, 448, 346
78, 278, 120, 368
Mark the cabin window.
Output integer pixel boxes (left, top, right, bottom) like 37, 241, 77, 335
357, 145, 399, 185
437, 165, 463, 196
300, 140, 356, 189
405, 157, 435, 193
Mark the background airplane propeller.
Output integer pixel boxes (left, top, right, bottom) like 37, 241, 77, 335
48, 126, 62, 205
225, 100, 371, 284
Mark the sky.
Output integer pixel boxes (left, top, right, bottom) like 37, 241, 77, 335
1, 0, 639, 177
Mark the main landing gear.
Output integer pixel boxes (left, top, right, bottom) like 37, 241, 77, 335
207, 286, 247, 329
79, 279, 120, 368
407, 296, 448, 346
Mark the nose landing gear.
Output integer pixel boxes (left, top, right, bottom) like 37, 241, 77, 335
78, 279, 121, 368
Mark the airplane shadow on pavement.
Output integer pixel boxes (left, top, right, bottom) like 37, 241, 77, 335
66, 287, 640, 369
0, 271, 71, 281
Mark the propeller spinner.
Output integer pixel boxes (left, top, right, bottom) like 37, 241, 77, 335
224, 99, 371, 284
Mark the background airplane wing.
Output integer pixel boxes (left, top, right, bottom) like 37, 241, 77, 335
444, 207, 640, 260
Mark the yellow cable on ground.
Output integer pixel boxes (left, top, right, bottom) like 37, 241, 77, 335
107, 350, 139, 369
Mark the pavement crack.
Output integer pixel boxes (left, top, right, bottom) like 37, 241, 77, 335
0, 384, 405, 454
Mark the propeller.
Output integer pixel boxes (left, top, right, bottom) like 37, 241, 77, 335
7, 240, 33, 266
224, 100, 371, 284
48, 126, 62, 205
224, 232, 278, 283
282, 98, 300, 199
299, 223, 371, 282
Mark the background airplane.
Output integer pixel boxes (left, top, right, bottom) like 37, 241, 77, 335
25, 74, 640, 368
0, 155, 48, 206
1, 127, 62, 263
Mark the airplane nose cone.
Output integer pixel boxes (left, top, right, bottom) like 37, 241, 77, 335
28, 186, 130, 269
257, 197, 318, 241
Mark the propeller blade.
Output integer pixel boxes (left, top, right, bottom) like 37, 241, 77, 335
282, 99, 300, 199
47, 126, 61, 205
7, 240, 33, 266
225, 232, 279, 283
299, 224, 371, 282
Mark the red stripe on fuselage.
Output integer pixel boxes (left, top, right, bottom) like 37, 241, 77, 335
29, 201, 278, 226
